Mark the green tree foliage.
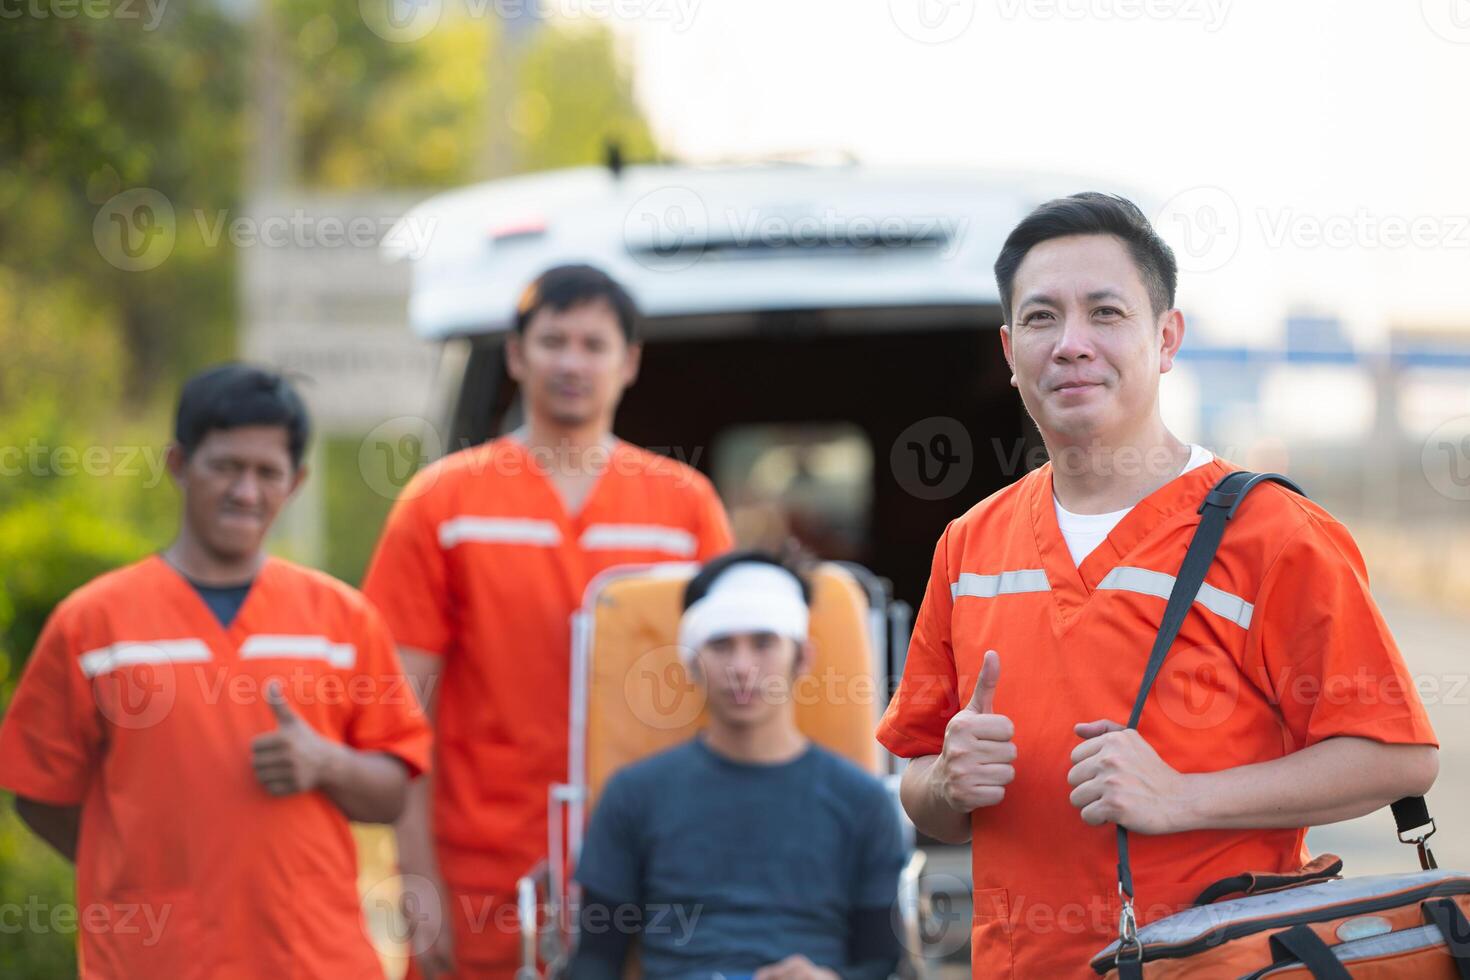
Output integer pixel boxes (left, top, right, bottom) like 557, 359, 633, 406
0, 6, 247, 401
513, 23, 658, 173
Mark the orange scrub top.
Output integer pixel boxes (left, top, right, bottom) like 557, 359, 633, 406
0, 555, 433, 980
877, 458, 1437, 979
361, 436, 732, 963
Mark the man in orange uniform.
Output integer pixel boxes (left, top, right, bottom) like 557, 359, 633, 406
878, 194, 1440, 978
0, 364, 432, 978
364, 264, 733, 978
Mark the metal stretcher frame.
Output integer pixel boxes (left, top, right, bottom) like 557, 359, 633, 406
516, 561, 937, 980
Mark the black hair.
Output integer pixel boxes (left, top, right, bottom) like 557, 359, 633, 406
993, 192, 1178, 324
174, 363, 311, 468
513, 263, 640, 342
682, 549, 812, 611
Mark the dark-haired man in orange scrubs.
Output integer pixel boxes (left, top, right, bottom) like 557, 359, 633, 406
879, 194, 1438, 978
365, 264, 732, 978
0, 364, 432, 978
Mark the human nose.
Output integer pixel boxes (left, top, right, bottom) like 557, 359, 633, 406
727, 643, 760, 678
227, 469, 265, 507
1053, 311, 1096, 363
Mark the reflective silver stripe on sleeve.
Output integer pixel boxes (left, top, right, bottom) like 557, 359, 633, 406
1096, 566, 1254, 629
950, 569, 1052, 600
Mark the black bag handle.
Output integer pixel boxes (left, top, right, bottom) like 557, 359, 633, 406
1113, 470, 1434, 978
1423, 898, 1470, 979
1267, 924, 1353, 979
1264, 903, 1470, 979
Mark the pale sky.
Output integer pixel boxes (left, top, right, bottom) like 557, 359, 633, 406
605, 0, 1470, 346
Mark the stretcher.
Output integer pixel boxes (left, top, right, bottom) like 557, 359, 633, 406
515, 561, 938, 979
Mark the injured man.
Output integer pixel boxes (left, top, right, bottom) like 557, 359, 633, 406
569, 550, 905, 980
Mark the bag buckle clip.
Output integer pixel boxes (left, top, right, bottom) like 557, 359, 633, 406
1116, 887, 1143, 966
1399, 817, 1439, 870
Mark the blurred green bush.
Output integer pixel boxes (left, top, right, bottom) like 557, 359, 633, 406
0, 801, 77, 978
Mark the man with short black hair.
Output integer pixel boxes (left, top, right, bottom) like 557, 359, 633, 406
365, 264, 734, 977
571, 551, 904, 980
514, 262, 641, 340
880, 193, 1438, 976
0, 363, 432, 978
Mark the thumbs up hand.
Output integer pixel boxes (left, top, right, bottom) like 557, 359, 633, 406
251, 680, 337, 797
932, 650, 1017, 813
970, 648, 1001, 715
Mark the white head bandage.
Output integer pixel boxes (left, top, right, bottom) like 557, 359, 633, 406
677, 562, 809, 662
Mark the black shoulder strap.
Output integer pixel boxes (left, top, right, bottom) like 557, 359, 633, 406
1116, 472, 1300, 903
1112, 470, 1435, 979
1121, 471, 1289, 730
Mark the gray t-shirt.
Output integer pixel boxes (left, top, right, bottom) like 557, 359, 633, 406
573, 737, 904, 980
